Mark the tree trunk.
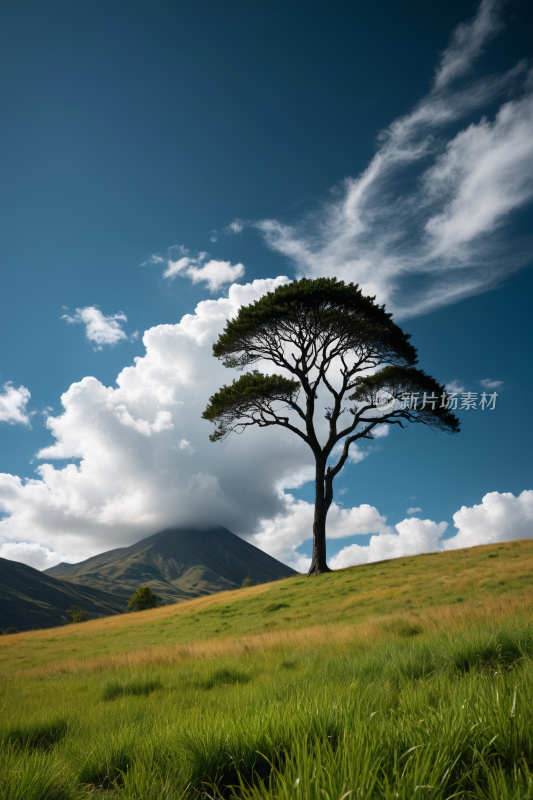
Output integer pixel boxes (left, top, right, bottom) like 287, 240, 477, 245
307, 458, 332, 576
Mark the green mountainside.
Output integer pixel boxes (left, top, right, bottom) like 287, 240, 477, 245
0, 557, 125, 631
43, 526, 296, 605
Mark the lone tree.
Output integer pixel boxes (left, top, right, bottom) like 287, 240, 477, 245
127, 586, 165, 612
65, 606, 88, 623
202, 278, 459, 576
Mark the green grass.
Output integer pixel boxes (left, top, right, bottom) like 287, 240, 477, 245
3, 538, 533, 676
3, 540, 533, 798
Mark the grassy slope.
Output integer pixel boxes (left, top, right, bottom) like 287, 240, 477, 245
2, 538, 533, 675
2, 539, 533, 799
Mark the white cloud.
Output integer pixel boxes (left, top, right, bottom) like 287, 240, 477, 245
479, 378, 503, 390
0, 541, 70, 570
251, 493, 391, 571
444, 490, 533, 549
328, 490, 533, 570
406, 507, 423, 515
445, 380, 466, 394
227, 220, 244, 234
330, 518, 449, 569
1, 277, 320, 562
62, 307, 130, 349
233, 3, 533, 319
433, 0, 502, 91
160, 245, 245, 292
373, 425, 390, 438
0, 382, 31, 426
177, 438, 196, 454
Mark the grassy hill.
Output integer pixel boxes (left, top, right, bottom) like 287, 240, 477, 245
0, 557, 126, 632
2, 538, 533, 799
43, 526, 296, 605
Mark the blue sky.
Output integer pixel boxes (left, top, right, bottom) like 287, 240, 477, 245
0, 0, 532, 572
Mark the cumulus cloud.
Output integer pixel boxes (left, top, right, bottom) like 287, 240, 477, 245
2, 277, 325, 562
62, 307, 131, 349
0, 383, 31, 426
232, 2, 533, 319
153, 245, 245, 292
479, 378, 503, 390
406, 507, 423, 515
444, 490, 533, 549
327, 490, 533, 570
330, 518, 449, 569
0, 273, 425, 570
251, 493, 391, 571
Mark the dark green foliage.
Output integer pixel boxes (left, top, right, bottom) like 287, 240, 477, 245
127, 586, 164, 612
202, 370, 300, 441
102, 678, 162, 701
212, 277, 417, 369
6, 720, 67, 752
1, 626, 19, 635
241, 575, 256, 587
65, 606, 88, 623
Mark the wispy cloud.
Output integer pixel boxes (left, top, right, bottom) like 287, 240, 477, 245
433, 0, 503, 91
62, 307, 131, 350
479, 378, 503, 389
233, 1, 533, 319
406, 507, 423, 515
0, 382, 31, 426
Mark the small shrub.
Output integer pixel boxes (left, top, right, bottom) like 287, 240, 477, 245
127, 586, 164, 612
65, 606, 88, 623
241, 576, 256, 588
1, 626, 19, 635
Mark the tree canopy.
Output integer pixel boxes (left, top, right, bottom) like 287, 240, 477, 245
203, 277, 459, 575
65, 606, 88, 623
127, 586, 165, 612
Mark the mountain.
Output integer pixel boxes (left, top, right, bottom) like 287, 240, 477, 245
44, 526, 297, 604
0, 557, 126, 632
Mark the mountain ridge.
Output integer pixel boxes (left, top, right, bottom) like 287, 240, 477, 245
43, 526, 296, 605
0, 557, 126, 631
